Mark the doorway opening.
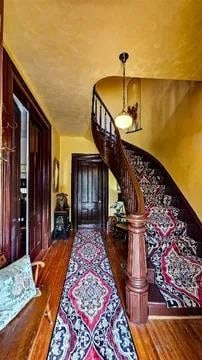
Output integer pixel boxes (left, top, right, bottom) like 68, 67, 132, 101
72, 154, 108, 230
13, 94, 29, 257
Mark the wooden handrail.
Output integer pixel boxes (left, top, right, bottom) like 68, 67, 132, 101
92, 87, 145, 213
91, 86, 148, 324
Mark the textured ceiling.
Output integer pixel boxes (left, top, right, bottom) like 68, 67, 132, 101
4, 0, 202, 135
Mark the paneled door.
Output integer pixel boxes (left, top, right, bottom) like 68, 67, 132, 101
72, 154, 108, 229
29, 118, 43, 259
10, 102, 21, 261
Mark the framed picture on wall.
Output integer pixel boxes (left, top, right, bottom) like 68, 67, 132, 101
53, 158, 59, 192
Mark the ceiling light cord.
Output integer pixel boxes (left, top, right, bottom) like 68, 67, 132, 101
122, 61, 126, 112
114, 52, 132, 130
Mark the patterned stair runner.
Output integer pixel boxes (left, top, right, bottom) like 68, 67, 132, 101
48, 230, 138, 359
125, 148, 202, 308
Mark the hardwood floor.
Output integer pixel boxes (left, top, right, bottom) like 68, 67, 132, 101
31, 231, 202, 360
131, 319, 202, 360
31, 234, 74, 360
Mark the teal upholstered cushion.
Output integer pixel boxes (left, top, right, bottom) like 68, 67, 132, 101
0, 255, 37, 331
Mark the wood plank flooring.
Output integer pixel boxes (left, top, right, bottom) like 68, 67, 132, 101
31, 234, 74, 360
31, 231, 202, 360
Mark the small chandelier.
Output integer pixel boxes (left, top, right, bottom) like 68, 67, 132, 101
114, 52, 133, 129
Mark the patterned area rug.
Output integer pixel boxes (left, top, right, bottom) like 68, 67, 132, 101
125, 149, 202, 308
47, 230, 138, 359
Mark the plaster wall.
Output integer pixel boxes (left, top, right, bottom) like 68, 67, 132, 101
51, 126, 60, 230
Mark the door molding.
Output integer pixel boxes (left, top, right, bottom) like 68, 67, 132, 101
71, 154, 108, 230
1, 50, 51, 262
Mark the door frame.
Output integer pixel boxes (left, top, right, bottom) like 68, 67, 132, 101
71, 154, 108, 230
1, 50, 51, 262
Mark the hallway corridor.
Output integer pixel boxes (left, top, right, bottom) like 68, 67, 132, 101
31, 232, 202, 360
47, 230, 137, 359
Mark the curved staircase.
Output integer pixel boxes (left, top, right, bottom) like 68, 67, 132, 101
91, 87, 202, 324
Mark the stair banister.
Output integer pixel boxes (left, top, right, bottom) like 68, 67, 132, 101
91, 86, 148, 324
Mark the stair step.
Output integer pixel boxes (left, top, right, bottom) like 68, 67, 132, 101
148, 284, 202, 317
148, 284, 167, 315
196, 242, 202, 257
186, 224, 202, 242
165, 195, 183, 208
177, 208, 193, 223
147, 259, 155, 284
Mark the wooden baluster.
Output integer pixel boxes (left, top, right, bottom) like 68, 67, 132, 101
103, 116, 110, 162
111, 122, 115, 137
95, 98, 98, 124
104, 110, 107, 133
99, 105, 102, 128
129, 183, 134, 212
109, 118, 112, 136
126, 213, 148, 324
125, 170, 129, 198
92, 92, 95, 119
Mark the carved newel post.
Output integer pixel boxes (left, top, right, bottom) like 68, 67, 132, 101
126, 213, 148, 324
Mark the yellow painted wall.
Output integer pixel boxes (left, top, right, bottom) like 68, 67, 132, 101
51, 126, 60, 229
60, 135, 118, 221
97, 78, 202, 220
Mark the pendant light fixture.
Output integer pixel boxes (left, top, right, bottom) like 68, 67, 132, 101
114, 52, 133, 129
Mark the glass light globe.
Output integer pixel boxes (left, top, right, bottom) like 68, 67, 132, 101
114, 111, 133, 129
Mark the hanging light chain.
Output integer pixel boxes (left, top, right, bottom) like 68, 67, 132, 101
119, 52, 129, 113
114, 52, 132, 130
122, 61, 126, 112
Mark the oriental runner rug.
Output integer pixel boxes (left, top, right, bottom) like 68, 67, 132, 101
47, 230, 138, 360
125, 149, 202, 309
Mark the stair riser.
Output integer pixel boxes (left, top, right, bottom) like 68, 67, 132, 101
147, 268, 155, 284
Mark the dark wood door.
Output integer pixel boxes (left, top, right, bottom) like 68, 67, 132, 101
72, 154, 108, 229
29, 118, 43, 259
10, 102, 21, 261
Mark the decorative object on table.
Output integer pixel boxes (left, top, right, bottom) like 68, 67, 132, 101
110, 196, 128, 240
55, 193, 69, 211
107, 216, 117, 233
53, 158, 59, 193
110, 195, 126, 223
52, 193, 71, 239
47, 230, 138, 359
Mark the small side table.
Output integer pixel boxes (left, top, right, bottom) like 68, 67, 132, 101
52, 210, 71, 239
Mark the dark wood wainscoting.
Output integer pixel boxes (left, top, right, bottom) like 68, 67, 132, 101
1, 50, 51, 262
72, 154, 108, 230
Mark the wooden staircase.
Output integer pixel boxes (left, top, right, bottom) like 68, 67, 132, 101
91, 87, 202, 324
124, 142, 202, 317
